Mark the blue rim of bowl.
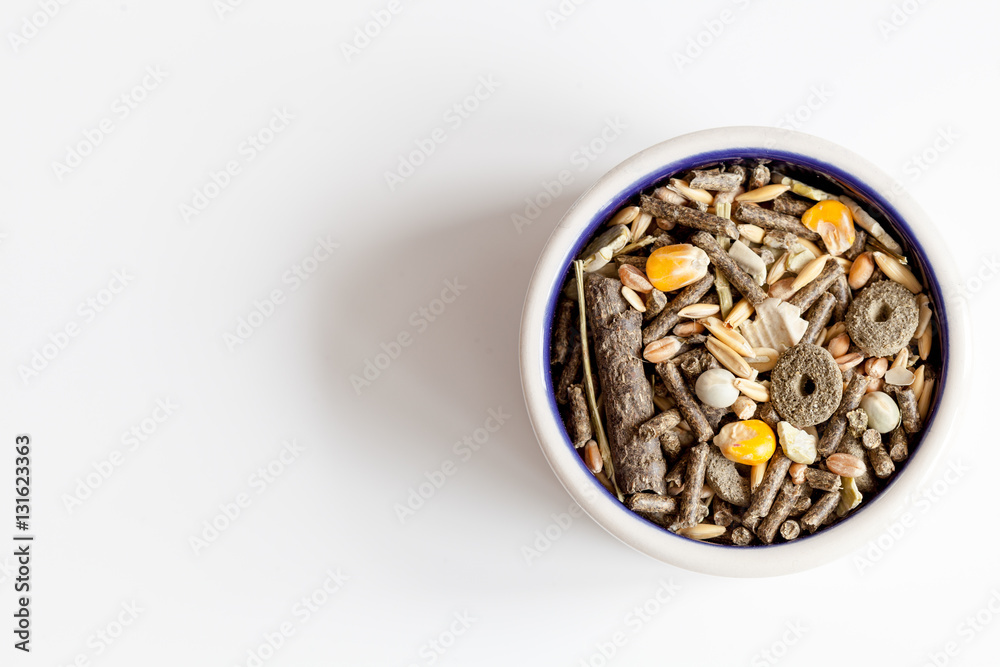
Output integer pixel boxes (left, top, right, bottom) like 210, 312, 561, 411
542, 147, 948, 549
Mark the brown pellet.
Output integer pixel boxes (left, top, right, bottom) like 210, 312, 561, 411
780, 519, 801, 541
689, 231, 769, 306
787, 259, 846, 312
689, 170, 744, 192
566, 384, 592, 447
772, 193, 812, 216
627, 492, 678, 515
867, 443, 895, 479
732, 201, 822, 241
731, 525, 754, 546
789, 493, 812, 518
555, 337, 582, 404
677, 443, 711, 529
644, 288, 668, 321
800, 292, 837, 345
804, 467, 842, 492
743, 450, 792, 531
888, 426, 909, 462
643, 272, 716, 345
641, 195, 740, 240
801, 491, 841, 533
637, 409, 682, 441
817, 373, 870, 456
656, 361, 715, 443
551, 298, 575, 365
756, 480, 805, 544
890, 385, 922, 434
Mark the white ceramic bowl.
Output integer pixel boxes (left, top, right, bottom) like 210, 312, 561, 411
519, 127, 970, 577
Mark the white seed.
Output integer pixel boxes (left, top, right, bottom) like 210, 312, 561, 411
608, 206, 640, 227
796, 237, 825, 260
750, 463, 766, 493
678, 523, 727, 540
669, 178, 714, 205
738, 224, 766, 244
701, 317, 754, 357
891, 348, 909, 370
873, 252, 923, 294
678, 303, 721, 319
725, 298, 755, 328
735, 183, 790, 203
915, 295, 933, 339
622, 286, 646, 312
910, 365, 926, 400
695, 368, 740, 408
733, 378, 769, 402
732, 395, 757, 420
834, 257, 853, 273
767, 251, 789, 285
918, 378, 935, 421
653, 186, 687, 206
644, 337, 682, 363
746, 347, 779, 372
631, 211, 653, 243
860, 391, 901, 434
791, 255, 829, 291
918, 327, 933, 360
884, 367, 915, 386
673, 321, 706, 337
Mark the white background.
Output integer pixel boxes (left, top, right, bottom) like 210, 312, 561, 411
2, 0, 998, 665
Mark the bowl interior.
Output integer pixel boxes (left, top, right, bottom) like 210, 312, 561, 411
540, 147, 950, 553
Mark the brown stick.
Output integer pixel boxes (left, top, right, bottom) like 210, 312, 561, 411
889, 385, 921, 433
800, 292, 836, 345
551, 298, 575, 365
756, 480, 805, 544
743, 451, 792, 531
677, 443, 710, 529
801, 491, 840, 533
817, 373, 870, 456
689, 170, 743, 191
655, 362, 714, 443
565, 384, 592, 448
642, 272, 715, 345
584, 274, 668, 494
830, 274, 851, 322
689, 231, 769, 306
888, 426, 909, 462
772, 193, 812, 216
626, 493, 677, 514
641, 196, 739, 240
637, 409, 681, 441
749, 162, 770, 190
787, 259, 845, 312
732, 201, 821, 241
555, 337, 582, 404
804, 467, 842, 492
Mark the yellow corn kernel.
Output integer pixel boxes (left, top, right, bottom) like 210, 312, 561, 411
802, 200, 856, 256
644, 244, 710, 292
713, 419, 776, 465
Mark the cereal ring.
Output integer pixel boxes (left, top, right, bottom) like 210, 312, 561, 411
770, 344, 843, 428
845, 280, 919, 357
